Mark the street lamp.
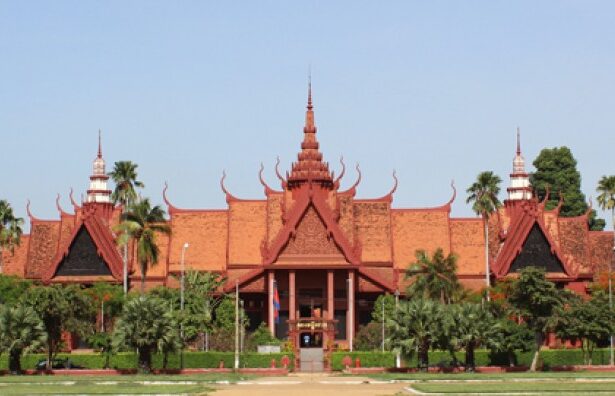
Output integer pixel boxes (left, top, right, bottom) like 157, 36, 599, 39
394, 289, 400, 368
180, 242, 189, 369
610, 246, 614, 366
381, 297, 385, 353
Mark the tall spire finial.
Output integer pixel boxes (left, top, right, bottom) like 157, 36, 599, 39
516, 126, 521, 155
307, 69, 313, 111
98, 129, 102, 158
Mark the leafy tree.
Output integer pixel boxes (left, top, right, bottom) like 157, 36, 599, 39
210, 295, 248, 351
0, 275, 32, 305
88, 332, 113, 369
371, 293, 396, 324
112, 295, 181, 373
355, 322, 383, 351
0, 200, 24, 274
20, 285, 95, 369
181, 271, 226, 347
466, 171, 502, 293
406, 248, 461, 304
386, 298, 442, 370
84, 283, 124, 332
0, 304, 47, 374
449, 303, 499, 372
491, 319, 534, 367
508, 267, 567, 371
531, 147, 605, 230
556, 291, 614, 365
246, 322, 280, 351
116, 198, 170, 293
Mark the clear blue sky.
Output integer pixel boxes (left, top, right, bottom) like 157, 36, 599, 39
1, 1, 614, 229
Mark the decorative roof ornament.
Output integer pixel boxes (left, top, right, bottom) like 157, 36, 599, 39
286, 78, 334, 189
86, 130, 111, 204
506, 127, 533, 202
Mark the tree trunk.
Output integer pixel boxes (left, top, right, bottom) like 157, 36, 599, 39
0, 245, 4, 274
47, 339, 54, 370
484, 219, 490, 300
465, 345, 475, 372
162, 352, 168, 369
138, 347, 152, 374
530, 332, 543, 372
508, 350, 515, 367
418, 342, 429, 371
140, 262, 146, 294
9, 349, 22, 374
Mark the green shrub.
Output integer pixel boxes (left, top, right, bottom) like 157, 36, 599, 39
240, 352, 294, 369
331, 352, 395, 370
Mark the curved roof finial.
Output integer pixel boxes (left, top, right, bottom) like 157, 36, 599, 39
447, 179, 457, 206
334, 156, 346, 186
275, 156, 287, 189
389, 170, 399, 196
220, 170, 239, 202
26, 199, 43, 222
55, 193, 72, 216
259, 162, 280, 194
69, 188, 81, 210
162, 181, 179, 212
340, 164, 361, 194
541, 185, 551, 206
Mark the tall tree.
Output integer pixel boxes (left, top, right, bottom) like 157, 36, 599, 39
112, 295, 180, 373
116, 198, 170, 293
0, 304, 47, 374
555, 291, 614, 365
386, 298, 442, 371
508, 267, 568, 371
596, 174, 615, 365
449, 303, 499, 372
0, 200, 24, 274
531, 147, 605, 230
20, 285, 95, 369
466, 171, 502, 295
181, 271, 226, 348
108, 161, 144, 294
406, 248, 461, 304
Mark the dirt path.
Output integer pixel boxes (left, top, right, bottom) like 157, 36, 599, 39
210, 375, 407, 396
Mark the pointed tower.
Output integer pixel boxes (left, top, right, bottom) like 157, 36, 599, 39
287, 80, 334, 189
86, 130, 112, 204
506, 128, 533, 202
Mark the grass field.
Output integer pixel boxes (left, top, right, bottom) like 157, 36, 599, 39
369, 370, 615, 381
408, 381, 615, 395
0, 373, 252, 395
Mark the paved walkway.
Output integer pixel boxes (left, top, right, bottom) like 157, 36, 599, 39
211, 374, 408, 396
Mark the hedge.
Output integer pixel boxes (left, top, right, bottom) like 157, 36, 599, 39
332, 348, 614, 370
0, 352, 294, 371
331, 352, 396, 371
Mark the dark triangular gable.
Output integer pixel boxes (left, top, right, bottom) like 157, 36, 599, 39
55, 226, 112, 277
509, 223, 566, 273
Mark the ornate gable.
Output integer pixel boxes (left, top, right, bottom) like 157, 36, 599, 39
509, 223, 566, 273
55, 226, 112, 277
276, 205, 348, 264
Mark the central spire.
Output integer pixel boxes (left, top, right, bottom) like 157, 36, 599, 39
287, 81, 333, 189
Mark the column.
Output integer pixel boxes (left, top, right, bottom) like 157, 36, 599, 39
268, 270, 275, 336
327, 270, 334, 320
347, 270, 355, 350
289, 270, 296, 321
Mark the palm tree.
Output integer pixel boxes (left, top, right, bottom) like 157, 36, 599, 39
406, 248, 460, 304
0, 304, 47, 374
466, 171, 502, 298
386, 298, 442, 371
450, 303, 499, 372
0, 200, 24, 274
108, 161, 144, 294
112, 295, 181, 373
116, 199, 170, 293
596, 175, 615, 366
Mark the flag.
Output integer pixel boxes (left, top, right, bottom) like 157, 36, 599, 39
273, 282, 281, 324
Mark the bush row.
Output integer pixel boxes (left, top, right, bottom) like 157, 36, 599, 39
332, 348, 614, 370
0, 352, 294, 371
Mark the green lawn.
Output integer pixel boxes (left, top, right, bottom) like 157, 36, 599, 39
369, 371, 615, 381
0, 373, 252, 395
411, 381, 615, 394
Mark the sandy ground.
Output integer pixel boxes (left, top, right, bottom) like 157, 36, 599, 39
210, 375, 407, 396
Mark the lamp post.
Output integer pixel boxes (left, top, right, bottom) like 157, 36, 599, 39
610, 246, 614, 366
381, 297, 385, 353
347, 277, 354, 352
234, 280, 239, 369
394, 289, 400, 368
180, 242, 189, 369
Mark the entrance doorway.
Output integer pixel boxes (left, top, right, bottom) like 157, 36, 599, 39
299, 332, 323, 348
299, 348, 324, 372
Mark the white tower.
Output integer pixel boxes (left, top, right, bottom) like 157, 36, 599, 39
86, 130, 112, 204
507, 128, 533, 201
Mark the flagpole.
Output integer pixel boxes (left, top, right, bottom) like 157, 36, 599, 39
234, 280, 239, 370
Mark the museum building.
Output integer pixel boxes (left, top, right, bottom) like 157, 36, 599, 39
2, 87, 613, 356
